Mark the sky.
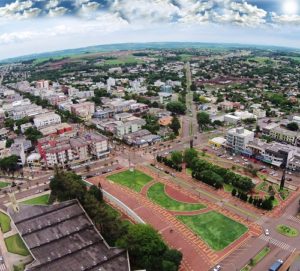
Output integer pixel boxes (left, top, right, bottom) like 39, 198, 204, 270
0, 0, 300, 60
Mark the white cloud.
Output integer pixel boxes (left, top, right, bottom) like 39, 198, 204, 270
111, 0, 179, 24
46, 0, 60, 9
0, 30, 37, 44
0, 0, 33, 16
271, 12, 300, 25
48, 6, 68, 17
0, 0, 42, 20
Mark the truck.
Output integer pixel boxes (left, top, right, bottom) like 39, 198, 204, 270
269, 259, 283, 271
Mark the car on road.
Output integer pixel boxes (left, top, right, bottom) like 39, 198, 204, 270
213, 264, 221, 271
48, 176, 54, 180
269, 259, 283, 271
0, 256, 3, 263
265, 229, 270, 236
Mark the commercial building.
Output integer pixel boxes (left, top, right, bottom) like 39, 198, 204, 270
8, 200, 130, 271
226, 127, 254, 154
247, 139, 295, 167
269, 126, 298, 145
34, 113, 62, 129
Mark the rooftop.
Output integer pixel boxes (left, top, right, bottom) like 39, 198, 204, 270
8, 200, 130, 271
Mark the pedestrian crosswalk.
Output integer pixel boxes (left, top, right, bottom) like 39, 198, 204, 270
256, 216, 268, 225
286, 215, 300, 224
259, 235, 295, 252
0, 263, 6, 271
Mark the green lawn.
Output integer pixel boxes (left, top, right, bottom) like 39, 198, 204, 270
186, 168, 192, 176
177, 211, 247, 251
274, 185, 290, 200
21, 194, 49, 205
276, 224, 299, 237
256, 181, 269, 193
0, 212, 11, 233
99, 56, 144, 66
251, 247, 271, 265
5, 234, 29, 256
223, 183, 234, 193
107, 169, 153, 192
241, 247, 271, 270
0, 181, 10, 188
147, 183, 206, 211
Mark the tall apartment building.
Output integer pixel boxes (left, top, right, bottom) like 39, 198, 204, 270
38, 132, 109, 167
226, 127, 254, 154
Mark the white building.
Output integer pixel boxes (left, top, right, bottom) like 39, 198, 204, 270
292, 116, 300, 125
234, 111, 257, 120
34, 113, 62, 129
224, 114, 240, 124
226, 127, 254, 154
253, 108, 266, 119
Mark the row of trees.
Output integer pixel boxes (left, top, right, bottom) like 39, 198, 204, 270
190, 157, 255, 192
156, 155, 182, 172
50, 170, 182, 271
232, 189, 273, 210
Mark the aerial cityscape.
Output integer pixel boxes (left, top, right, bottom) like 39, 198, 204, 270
0, 0, 300, 271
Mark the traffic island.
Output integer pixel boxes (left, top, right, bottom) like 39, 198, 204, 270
276, 224, 299, 237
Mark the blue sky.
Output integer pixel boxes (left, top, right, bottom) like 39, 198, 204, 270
0, 0, 300, 59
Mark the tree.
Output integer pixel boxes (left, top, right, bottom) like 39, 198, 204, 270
24, 127, 43, 143
196, 112, 211, 130
166, 101, 186, 115
287, 122, 299, 131
0, 155, 20, 175
169, 116, 181, 135
231, 188, 237, 197
183, 148, 198, 168
171, 151, 183, 166
116, 224, 181, 271
88, 185, 103, 202
5, 139, 14, 148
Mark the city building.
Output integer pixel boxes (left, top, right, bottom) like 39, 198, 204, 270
226, 127, 254, 154
253, 108, 266, 119
224, 114, 240, 124
34, 113, 62, 129
36, 80, 50, 89
269, 126, 298, 145
247, 139, 295, 167
71, 102, 95, 120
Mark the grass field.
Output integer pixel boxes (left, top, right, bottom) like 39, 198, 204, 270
147, 183, 205, 211
0, 212, 11, 233
98, 55, 144, 66
0, 181, 10, 188
276, 224, 299, 237
177, 211, 247, 251
107, 169, 153, 192
21, 194, 49, 205
5, 234, 29, 256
